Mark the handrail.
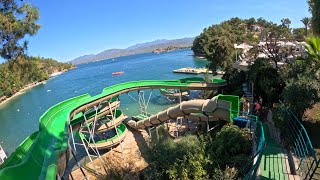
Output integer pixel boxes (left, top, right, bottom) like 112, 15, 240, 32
277, 101, 318, 179
236, 149, 263, 177
309, 158, 320, 179
232, 113, 266, 179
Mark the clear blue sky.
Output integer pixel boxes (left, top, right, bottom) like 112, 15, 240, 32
24, 0, 310, 62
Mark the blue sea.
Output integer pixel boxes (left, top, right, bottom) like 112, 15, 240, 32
0, 49, 218, 155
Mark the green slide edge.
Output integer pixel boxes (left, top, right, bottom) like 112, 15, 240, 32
0, 77, 226, 180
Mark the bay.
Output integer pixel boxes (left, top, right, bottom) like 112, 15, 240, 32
0, 49, 216, 155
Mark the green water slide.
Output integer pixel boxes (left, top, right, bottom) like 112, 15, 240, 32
0, 77, 226, 180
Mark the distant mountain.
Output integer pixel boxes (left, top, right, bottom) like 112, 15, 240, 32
69, 37, 194, 65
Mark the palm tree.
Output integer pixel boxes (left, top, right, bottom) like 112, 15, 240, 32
301, 17, 311, 37
305, 36, 320, 64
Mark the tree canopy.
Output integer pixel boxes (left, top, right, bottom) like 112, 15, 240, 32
308, 0, 320, 36
0, 57, 74, 98
192, 17, 295, 72
0, 1, 74, 101
301, 17, 311, 37
0, 0, 40, 60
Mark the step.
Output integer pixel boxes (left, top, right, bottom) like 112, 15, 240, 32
259, 170, 300, 180
260, 148, 290, 172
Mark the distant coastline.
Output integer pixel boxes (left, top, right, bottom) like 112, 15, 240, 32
153, 46, 191, 54
0, 81, 46, 107
70, 37, 195, 65
0, 69, 73, 107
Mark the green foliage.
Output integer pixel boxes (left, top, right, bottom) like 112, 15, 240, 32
293, 28, 307, 41
248, 58, 284, 105
0, 56, 74, 98
192, 17, 268, 71
271, 108, 291, 148
0, 0, 41, 60
222, 68, 246, 96
305, 36, 320, 64
308, 0, 320, 36
281, 18, 291, 29
281, 60, 310, 80
210, 167, 238, 180
192, 36, 205, 56
145, 125, 252, 179
301, 17, 311, 37
204, 35, 234, 71
282, 76, 320, 118
208, 125, 252, 169
280, 36, 320, 119
146, 134, 209, 180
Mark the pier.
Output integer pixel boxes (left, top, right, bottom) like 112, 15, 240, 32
173, 67, 212, 74
173, 67, 225, 75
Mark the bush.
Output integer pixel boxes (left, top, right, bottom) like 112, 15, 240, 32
207, 125, 252, 169
282, 77, 320, 118
144, 125, 253, 179
248, 58, 284, 105
146, 134, 209, 180
222, 68, 246, 96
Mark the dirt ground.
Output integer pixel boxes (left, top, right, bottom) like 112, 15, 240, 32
166, 118, 198, 138
304, 103, 320, 122
69, 129, 150, 180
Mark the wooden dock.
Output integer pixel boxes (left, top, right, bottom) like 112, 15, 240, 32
173, 67, 212, 74
173, 68, 225, 75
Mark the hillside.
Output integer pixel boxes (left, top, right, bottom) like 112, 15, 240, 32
69, 37, 194, 65
0, 57, 74, 102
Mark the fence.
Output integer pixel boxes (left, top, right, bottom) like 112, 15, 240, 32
278, 102, 319, 179
234, 113, 266, 179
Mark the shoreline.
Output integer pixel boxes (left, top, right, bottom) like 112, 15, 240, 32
0, 69, 73, 107
0, 81, 46, 107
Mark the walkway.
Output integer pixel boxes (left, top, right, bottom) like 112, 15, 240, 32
257, 124, 299, 180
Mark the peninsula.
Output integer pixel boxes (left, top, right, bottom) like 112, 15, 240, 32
69, 37, 194, 65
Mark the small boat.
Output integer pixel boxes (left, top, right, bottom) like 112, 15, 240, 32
112, 71, 124, 76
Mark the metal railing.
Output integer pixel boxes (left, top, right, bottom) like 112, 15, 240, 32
277, 102, 319, 179
233, 113, 266, 179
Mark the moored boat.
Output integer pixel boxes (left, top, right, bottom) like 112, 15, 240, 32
112, 71, 124, 76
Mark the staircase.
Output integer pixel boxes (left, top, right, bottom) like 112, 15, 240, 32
309, 159, 320, 180
257, 124, 300, 180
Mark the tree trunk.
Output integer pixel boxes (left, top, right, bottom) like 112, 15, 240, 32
306, 25, 308, 37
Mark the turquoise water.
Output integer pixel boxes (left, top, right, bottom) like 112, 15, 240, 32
0, 49, 215, 155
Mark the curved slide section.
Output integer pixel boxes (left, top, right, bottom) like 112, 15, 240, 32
127, 96, 231, 129
79, 123, 128, 150
0, 77, 227, 180
0, 131, 39, 168
81, 110, 127, 133
159, 89, 189, 98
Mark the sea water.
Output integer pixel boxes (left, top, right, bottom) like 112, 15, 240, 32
0, 49, 218, 155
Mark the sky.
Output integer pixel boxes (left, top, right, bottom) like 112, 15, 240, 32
21, 0, 311, 62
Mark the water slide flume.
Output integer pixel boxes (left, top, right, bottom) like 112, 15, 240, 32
0, 77, 227, 180
127, 96, 231, 129
80, 110, 126, 134
78, 123, 128, 150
